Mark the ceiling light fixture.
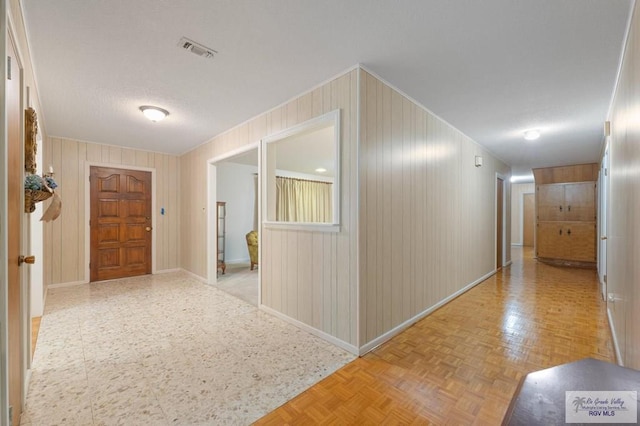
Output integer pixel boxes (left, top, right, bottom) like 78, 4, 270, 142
140, 106, 169, 122
523, 129, 541, 141
315, 167, 327, 173
178, 37, 217, 59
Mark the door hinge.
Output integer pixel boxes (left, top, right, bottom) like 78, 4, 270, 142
604, 274, 607, 283
605, 168, 608, 177
7, 56, 11, 80
9, 405, 12, 426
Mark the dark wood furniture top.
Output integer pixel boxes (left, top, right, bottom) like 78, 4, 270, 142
502, 358, 640, 425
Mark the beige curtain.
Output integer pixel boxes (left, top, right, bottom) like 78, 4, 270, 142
276, 176, 332, 222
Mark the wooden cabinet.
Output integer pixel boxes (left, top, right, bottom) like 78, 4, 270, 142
564, 183, 596, 221
535, 181, 597, 264
536, 221, 596, 262
533, 163, 598, 266
537, 182, 596, 222
217, 201, 226, 274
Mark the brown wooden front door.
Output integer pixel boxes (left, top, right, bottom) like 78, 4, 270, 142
7, 33, 24, 426
90, 167, 152, 282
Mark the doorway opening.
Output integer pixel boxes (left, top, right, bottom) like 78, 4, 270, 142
207, 144, 259, 306
496, 176, 505, 269
523, 193, 535, 247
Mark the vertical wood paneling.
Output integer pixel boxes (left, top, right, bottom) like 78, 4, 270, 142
179, 67, 510, 351
60, 139, 79, 283
358, 70, 510, 344
180, 70, 359, 347
49, 137, 62, 284
349, 71, 359, 342
122, 148, 136, 166
168, 154, 179, 268
607, 2, 640, 369
42, 138, 180, 285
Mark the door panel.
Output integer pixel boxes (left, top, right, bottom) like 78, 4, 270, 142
564, 183, 596, 221
90, 167, 152, 282
537, 184, 564, 221
567, 222, 597, 262
537, 223, 568, 259
7, 35, 24, 425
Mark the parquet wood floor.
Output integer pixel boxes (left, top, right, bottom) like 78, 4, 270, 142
256, 247, 614, 425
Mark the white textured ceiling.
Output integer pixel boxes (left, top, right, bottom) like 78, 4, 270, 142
21, 0, 633, 177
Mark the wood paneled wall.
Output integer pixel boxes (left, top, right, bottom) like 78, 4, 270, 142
607, 2, 640, 369
532, 163, 599, 184
180, 70, 359, 347
359, 70, 511, 346
511, 183, 535, 245
43, 137, 181, 286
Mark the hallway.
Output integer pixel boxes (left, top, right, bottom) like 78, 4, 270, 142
257, 247, 614, 424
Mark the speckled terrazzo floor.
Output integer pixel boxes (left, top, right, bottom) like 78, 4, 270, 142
22, 271, 355, 425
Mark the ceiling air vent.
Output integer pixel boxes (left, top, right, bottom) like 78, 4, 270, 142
178, 37, 217, 59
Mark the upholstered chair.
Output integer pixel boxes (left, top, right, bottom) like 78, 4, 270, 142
246, 230, 258, 270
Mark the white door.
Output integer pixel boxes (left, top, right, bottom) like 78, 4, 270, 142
599, 144, 609, 300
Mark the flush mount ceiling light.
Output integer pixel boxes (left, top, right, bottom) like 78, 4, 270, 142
315, 167, 327, 173
140, 106, 169, 122
178, 37, 217, 59
523, 129, 541, 141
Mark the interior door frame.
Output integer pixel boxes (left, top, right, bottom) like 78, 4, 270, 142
5, 11, 33, 424
206, 143, 259, 292
496, 173, 507, 269
84, 162, 157, 283
1, 1, 11, 422
598, 142, 610, 301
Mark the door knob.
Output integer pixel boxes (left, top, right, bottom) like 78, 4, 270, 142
18, 255, 35, 265
145, 227, 152, 232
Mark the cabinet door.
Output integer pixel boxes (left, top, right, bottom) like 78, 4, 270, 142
537, 184, 565, 221
566, 222, 597, 262
564, 183, 596, 221
537, 222, 569, 259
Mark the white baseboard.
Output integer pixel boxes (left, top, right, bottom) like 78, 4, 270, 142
607, 307, 624, 366
358, 268, 498, 355
47, 280, 88, 289
154, 268, 182, 274
48, 269, 192, 288
179, 268, 209, 284
259, 304, 359, 356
